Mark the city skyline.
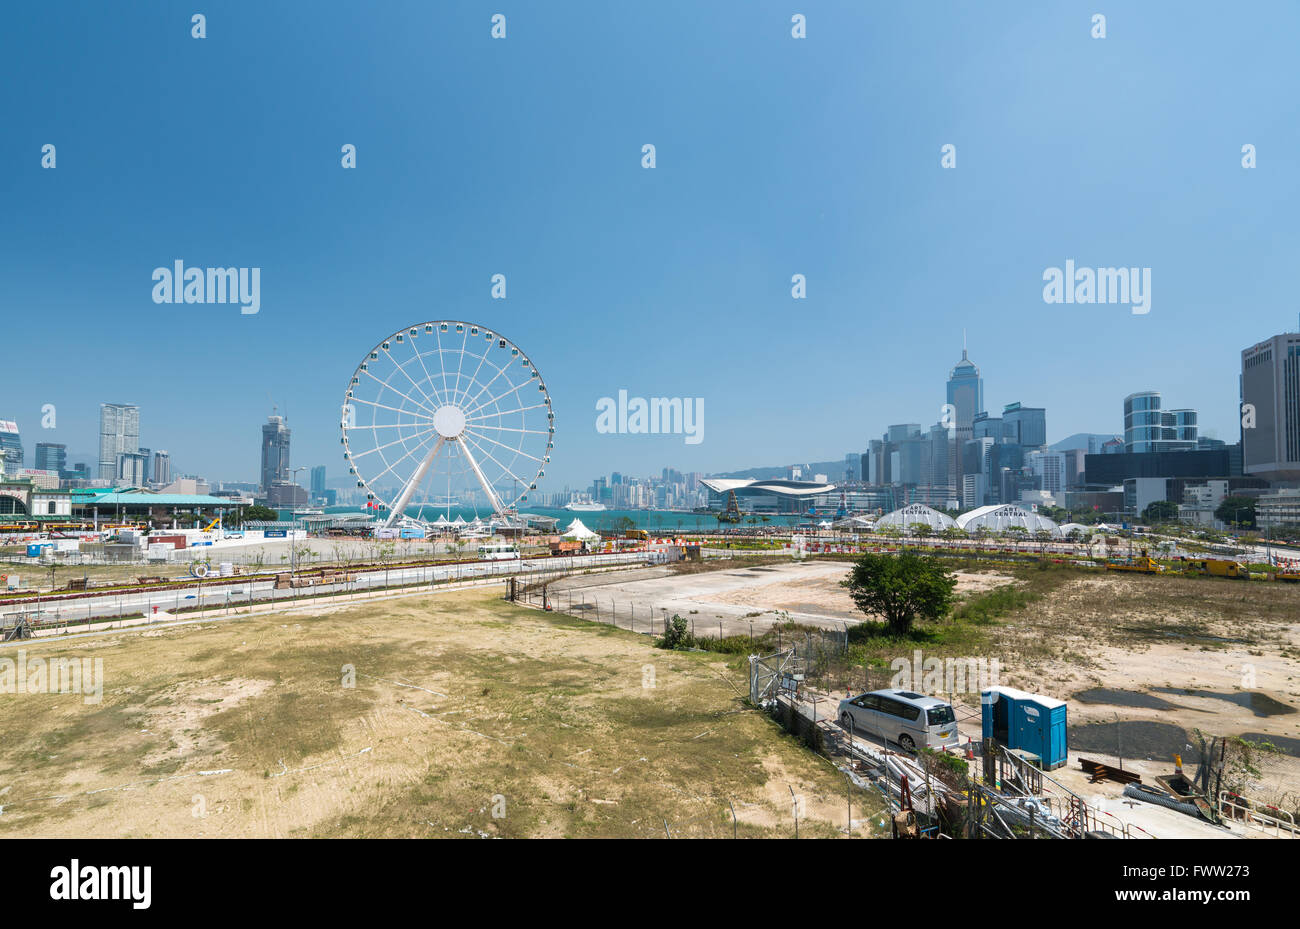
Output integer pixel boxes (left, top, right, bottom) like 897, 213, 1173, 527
5, 3, 1299, 489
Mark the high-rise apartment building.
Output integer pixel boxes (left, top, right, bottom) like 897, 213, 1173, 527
116, 452, 148, 486
99, 403, 140, 481
1241, 332, 1300, 481
152, 450, 171, 485
260, 414, 292, 493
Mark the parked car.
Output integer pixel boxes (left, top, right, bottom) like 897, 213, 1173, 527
838, 688, 959, 751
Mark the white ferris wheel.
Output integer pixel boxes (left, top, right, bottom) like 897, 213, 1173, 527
340, 321, 553, 525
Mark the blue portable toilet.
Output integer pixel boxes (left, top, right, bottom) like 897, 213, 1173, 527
981, 687, 1068, 770
1016, 694, 1067, 769
981, 686, 1021, 746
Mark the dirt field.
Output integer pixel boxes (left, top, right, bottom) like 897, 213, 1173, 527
553, 559, 1300, 820
0, 587, 882, 838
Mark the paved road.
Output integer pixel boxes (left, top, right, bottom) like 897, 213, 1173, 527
2, 551, 664, 635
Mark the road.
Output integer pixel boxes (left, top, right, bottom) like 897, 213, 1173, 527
1, 551, 664, 636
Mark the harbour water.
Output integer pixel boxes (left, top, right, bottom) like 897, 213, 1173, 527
320, 505, 810, 530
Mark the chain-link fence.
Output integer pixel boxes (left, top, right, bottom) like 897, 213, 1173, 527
2, 551, 664, 638
511, 575, 849, 660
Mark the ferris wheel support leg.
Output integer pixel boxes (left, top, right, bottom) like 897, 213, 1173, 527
383, 437, 444, 528
457, 437, 505, 515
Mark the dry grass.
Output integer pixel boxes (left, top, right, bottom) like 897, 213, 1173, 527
0, 588, 881, 838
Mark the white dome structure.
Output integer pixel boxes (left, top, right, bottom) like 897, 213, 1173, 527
957, 504, 1061, 536
874, 503, 957, 532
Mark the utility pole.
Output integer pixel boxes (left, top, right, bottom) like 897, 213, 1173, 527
287, 466, 308, 589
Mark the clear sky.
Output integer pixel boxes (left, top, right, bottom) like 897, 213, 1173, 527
4, 1, 1298, 489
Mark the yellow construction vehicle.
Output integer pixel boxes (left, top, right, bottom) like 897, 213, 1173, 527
1106, 550, 1163, 574
1184, 558, 1249, 579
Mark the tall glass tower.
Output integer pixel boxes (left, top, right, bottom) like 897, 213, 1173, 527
99, 402, 140, 481
946, 345, 984, 433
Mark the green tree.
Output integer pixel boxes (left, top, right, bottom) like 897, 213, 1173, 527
658, 614, 691, 650
613, 515, 637, 533
227, 504, 278, 527
1215, 495, 1256, 529
841, 552, 958, 636
1141, 500, 1180, 523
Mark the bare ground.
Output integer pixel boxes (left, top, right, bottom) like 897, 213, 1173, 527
0, 587, 882, 838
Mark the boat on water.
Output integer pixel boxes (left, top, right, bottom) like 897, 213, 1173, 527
564, 502, 607, 512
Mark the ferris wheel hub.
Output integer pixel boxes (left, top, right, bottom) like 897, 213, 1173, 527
432, 404, 467, 439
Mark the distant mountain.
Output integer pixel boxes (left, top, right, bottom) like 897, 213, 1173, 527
710, 459, 852, 482
1050, 433, 1120, 452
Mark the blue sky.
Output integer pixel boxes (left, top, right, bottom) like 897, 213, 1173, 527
4, 1, 1298, 489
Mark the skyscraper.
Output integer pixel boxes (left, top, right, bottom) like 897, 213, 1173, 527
116, 452, 147, 486
35, 442, 66, 474
1241, 332, 1300, 482
310, 465, 326, 499
99, 403, 140, 480
1003, 402, 1047, 448
260, 414, 292, 493
152, 450, 171, 485
1123, 391, 1197, 454
0, 420, 23, 473
946, 344, 984, 434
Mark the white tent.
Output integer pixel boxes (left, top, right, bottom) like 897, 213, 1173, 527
875, 503, 958, 532
562, 518, 600, 540
957, 504, 1062, 537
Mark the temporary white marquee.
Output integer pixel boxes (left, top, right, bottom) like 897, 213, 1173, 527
956, 504, 1061, 536
874, 503, 958, 531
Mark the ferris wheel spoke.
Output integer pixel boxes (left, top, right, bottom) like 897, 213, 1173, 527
348, 425, 438, 459
459, 353, 514, 412
369, 363, 442, 419
480, 425, 552, 437
347, 395, 436, 421
351, 381, 438, 421
342, 421, 435, 430
466, 401, 550, 423
409, 336, 450, 409
455, 436, 504, 514
383, 347, 445, 412
457, 343, 493, 410
434, 327, 455, 403
363, 430, 440, 486
461, 426, 542, 463
460, 431, 530, 494
462, 377, 532, 419
450, 326, 470, 406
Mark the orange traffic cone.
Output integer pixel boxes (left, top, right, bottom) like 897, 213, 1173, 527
965, 738, 974, 761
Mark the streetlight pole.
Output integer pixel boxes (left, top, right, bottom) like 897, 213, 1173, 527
287, 466, 308, 587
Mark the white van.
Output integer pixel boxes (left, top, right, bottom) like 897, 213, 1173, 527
837, 688, 959, 751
